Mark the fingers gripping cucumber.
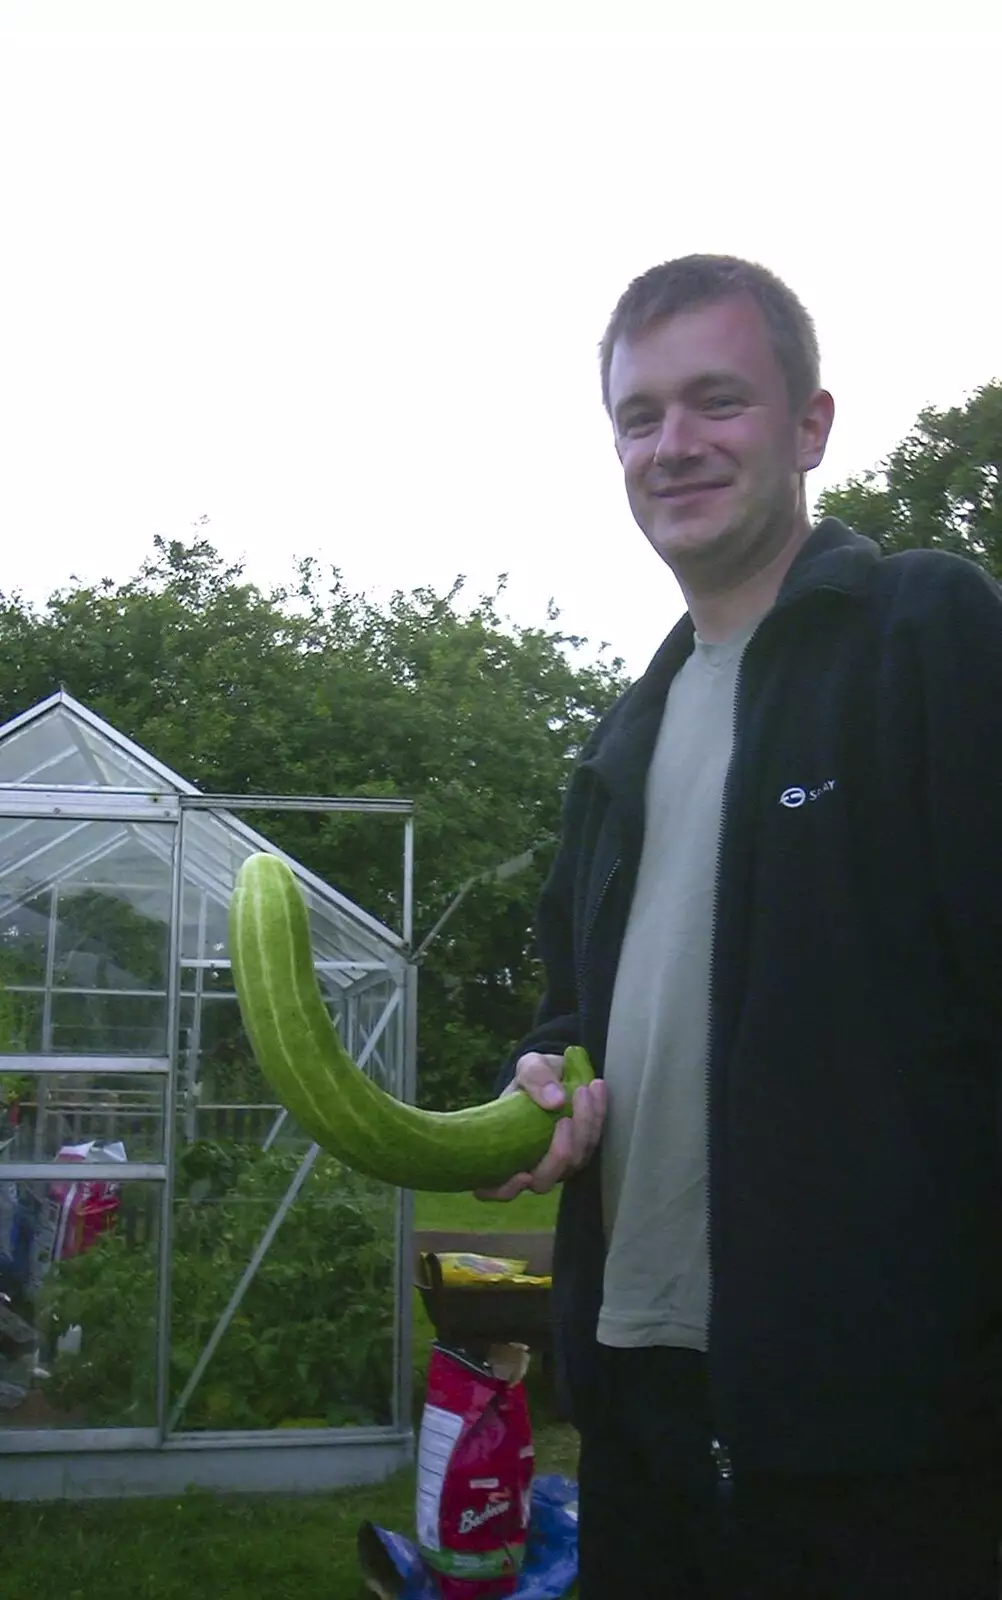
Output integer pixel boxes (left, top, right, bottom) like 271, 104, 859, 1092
227, 852, 595, 1192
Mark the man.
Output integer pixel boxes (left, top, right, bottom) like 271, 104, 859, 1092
481, 255, 1002, 1597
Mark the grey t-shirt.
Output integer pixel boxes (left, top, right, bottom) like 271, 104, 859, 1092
598, 618, 759, 1351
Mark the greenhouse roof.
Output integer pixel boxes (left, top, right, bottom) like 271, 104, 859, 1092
0, 691, 407, 989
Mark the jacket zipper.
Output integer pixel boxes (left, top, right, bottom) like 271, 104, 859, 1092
706, 641, 750, 1493
578, 858, 621, 1005
704, 588, 845, 1485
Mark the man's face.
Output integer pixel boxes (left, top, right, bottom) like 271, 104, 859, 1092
607, 295, 830, 579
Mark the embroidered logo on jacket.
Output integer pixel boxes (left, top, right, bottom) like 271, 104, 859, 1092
779, 779, 836, 809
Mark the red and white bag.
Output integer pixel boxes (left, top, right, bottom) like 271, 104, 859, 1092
28, 1141, 127, 1293
416, 1343, 534, 1598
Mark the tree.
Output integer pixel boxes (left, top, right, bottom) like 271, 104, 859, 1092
0, 539, 626, 1107
817, 381, 1002, 579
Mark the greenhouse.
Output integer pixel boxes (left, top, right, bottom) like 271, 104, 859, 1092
0, 691, 416, 1499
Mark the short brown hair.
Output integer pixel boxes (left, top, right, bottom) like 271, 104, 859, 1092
600, 254, 820, 414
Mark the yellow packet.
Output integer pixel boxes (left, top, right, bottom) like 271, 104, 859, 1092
429, 1251, 529, 1285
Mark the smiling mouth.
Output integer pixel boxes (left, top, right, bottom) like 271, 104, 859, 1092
653, 483, 731, 499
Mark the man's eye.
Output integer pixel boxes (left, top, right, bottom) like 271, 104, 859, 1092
622, 412, 658, 436
703, 395, 743, 415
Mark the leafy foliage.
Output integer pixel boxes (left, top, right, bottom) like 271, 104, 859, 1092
0, 538, 626, 1106
38, 1141, 397, 1430
818, 380, 1002, 579
0, 947, 37, 1111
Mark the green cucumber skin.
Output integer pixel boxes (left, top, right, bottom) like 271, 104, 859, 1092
227, 853, 595, 1192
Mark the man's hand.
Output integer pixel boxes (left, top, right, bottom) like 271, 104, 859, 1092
475, 1050, 607, 1202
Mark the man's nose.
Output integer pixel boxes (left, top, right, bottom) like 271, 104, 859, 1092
653, 405, 701, 465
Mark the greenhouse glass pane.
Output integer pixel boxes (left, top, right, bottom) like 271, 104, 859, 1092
0, 994, 43, 1054
180, 883, 226, 964
0, 1178, 160, 1429
343, 975, 404, 1096
177, 988, 278, 1119
53, 877, 169, 989
0, 705, 99, 789
0, 700, 190, 797
0, 817, 127, 898
48, 994, 166, 1055
73, 719, 177, 792
0, 892, 49, 992
0, 820, 173, 1057
1, 1072, 165, 1163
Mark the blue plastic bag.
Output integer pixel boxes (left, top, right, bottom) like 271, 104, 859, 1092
357, 1474, 578, 1599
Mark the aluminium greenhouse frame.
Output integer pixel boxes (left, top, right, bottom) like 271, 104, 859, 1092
0, 719, 418, 1501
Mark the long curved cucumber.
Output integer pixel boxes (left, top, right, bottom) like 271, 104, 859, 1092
227, 852, 594, 1192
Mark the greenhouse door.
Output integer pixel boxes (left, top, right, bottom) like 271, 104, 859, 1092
159, 793, 414, 1479
0, 786, 181, 1466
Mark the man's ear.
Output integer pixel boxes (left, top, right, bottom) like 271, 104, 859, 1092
798, 388, 835, 474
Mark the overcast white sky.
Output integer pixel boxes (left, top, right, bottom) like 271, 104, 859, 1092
1, 3, 999, 678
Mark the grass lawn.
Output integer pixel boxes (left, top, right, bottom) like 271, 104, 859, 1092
0, 1187, 576, 1600
412, 1185, 559, 1233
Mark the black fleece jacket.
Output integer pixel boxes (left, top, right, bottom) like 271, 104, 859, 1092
503, 518, 1002, 1476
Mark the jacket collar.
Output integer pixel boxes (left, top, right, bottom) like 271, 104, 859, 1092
582, 519, 880, 828
779, 516, 881, 605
